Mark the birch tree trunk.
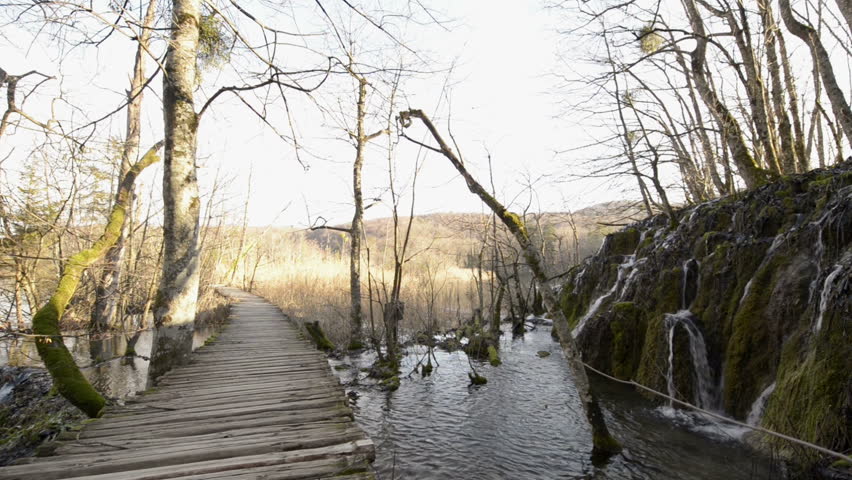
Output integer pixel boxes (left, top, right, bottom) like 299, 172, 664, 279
151, 0, 201, 380
400, 109, 621, 457
780, 0, 852, 145
92, 0, 158, 331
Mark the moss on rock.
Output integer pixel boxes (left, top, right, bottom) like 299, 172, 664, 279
606, 228, 641, 256
609, 302, 646, 380
305, 321, 335, 351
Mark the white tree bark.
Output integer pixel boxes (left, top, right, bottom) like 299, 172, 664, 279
151, 0, 201, 379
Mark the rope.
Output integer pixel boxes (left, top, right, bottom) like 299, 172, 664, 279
582, 362, 852, 464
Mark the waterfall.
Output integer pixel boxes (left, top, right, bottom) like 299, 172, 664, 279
572, 268, 586, 294
619, 258, 646, 300
572, 255, 635, 337
681, 259, 699, 309
746, 382, 776, 425
738, 279, 754, 308
664, 311, 717, 411
814, 264, 843, 333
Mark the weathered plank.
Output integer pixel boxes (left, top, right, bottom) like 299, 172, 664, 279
0, 288, 374, 480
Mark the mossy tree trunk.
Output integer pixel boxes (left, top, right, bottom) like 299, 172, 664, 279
33, 142, 164, 418
399, 109, 621, 457
92, 0, 159, 332
151, 0, 202, 379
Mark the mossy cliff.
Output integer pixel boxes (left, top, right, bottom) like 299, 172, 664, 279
560, 161, 852, 461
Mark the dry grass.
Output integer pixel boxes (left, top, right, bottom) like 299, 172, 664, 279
251, 240, 489, 347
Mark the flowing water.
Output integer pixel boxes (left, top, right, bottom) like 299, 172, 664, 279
664, 311, 718, 411
572, 255, 636, 337
332, 327, 776, 479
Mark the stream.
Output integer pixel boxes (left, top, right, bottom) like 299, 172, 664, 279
331, 326, 780, 479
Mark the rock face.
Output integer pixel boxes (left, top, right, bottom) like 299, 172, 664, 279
560, 161, 851, 457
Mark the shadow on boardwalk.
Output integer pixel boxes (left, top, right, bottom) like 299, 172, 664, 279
0, 288, 375, 480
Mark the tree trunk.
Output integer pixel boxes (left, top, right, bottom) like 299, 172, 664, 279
761, 1, 798, 174
400, 109, 621, 457
151, 0, 202, 381
718, 4, 781, 174
835, 0, 852, 34
92, 0, 159, 332
779, 0, 852, 145
683, 0, 772, 188
33, 143, 162, 418
349, 77, 367, 350
776, 30, 808, 171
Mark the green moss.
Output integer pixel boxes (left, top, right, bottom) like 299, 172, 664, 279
763, 309, 850, 461
381, 375, 400, 391
468, 372, 487, 385
635, 269, 681, 393
635, 314, 667, 394
333, 467, 368, 476
806, 173, 834, 192
537, 350, 551, 358
592, 429, 623, 456
487, 345, 501, 366
638, 233, 654, 251
347, 340, 365, 351
723, 254, 789, 417
560, 284, 594, 331
609, 302, 646, 380
500, 210, 528, 238
304, 321, 335, 351
607, 228, 641, 256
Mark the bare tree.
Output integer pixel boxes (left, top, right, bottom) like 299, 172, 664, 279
91, 0, 159, 331
400, 109, 621, 457
779, 0, 852, 145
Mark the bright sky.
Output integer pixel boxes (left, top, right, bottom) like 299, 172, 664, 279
0, 1, 629, 227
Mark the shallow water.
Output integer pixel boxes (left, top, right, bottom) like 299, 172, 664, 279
0, 321, 219, 399
331, 327, 779, 479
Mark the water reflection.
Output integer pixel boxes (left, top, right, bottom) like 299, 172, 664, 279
331, 327, 779, 480
0, 319, 220, 400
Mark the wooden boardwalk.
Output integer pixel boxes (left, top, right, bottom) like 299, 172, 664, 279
0, 288, 375, 480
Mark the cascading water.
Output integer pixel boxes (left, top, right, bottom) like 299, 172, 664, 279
619, 257, 646, 300
746, 382, 776, 425
664, 311, 718, 410
681, 259, 699, 309
814, 263, 844, 333
572, 254, 635, 337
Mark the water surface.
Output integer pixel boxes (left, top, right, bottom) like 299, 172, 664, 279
332, 327, 779, 479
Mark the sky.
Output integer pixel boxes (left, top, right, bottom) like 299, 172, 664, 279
0, 1, 633, 228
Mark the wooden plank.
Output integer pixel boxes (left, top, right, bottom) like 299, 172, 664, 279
0, 288, 375, 479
